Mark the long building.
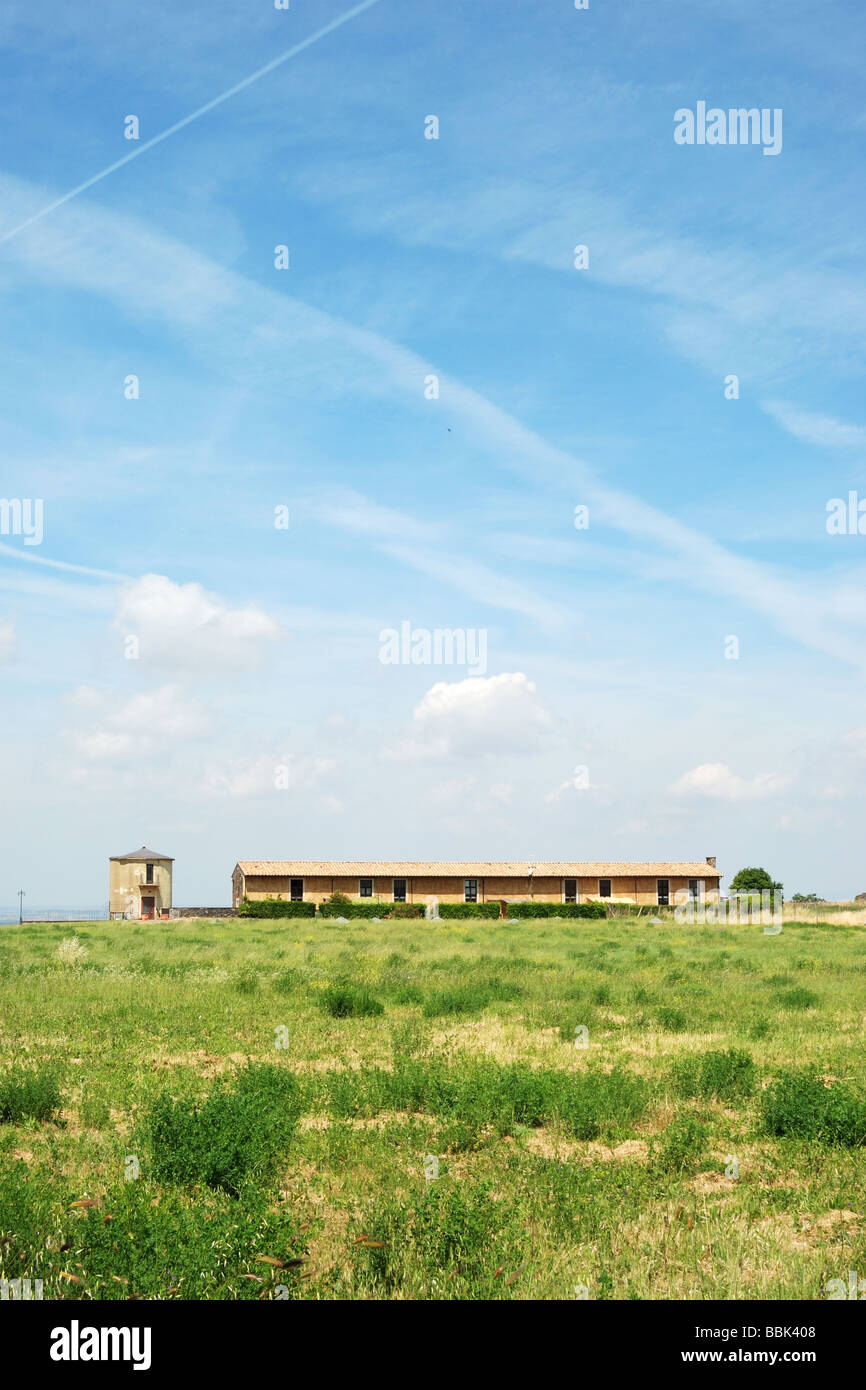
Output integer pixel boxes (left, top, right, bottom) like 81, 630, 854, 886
232, 859, 722, 909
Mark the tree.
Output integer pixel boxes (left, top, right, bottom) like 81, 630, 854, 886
729, 866, 783, 900
791, 892, 822, 903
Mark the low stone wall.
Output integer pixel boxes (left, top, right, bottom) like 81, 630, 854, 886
168, 907, 237, 919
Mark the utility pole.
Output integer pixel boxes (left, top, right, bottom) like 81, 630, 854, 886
17, 890, 24, 924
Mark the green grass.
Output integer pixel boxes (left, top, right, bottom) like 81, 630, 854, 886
0, 915, 865, 1300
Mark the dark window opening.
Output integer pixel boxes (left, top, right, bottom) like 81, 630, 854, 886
145, 863, 154, 884
393, 879, 407, 903
599, 879, 612, 898
688, 878, 701, 899
290, 879, 303, 902
464, 879, 478, 903
359, 878, 373, 898
564, 879, 577, 903
657, 879, 669, 906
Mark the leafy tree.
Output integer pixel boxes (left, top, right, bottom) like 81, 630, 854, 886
729, 867, 783, 900
792, 892, 822, 903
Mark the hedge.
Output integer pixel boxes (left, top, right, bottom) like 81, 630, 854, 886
506, 902, 607, 920
237, 898, 315, 918
437, 903, 501, 919
317, 901, 421, 919
238, 898, 606, 921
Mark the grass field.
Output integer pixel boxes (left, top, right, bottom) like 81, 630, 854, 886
1, 915, 864, 1301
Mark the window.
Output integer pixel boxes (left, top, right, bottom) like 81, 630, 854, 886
145, 863, 154, 884
359, 878, 373, 898
687, 878, 702, 900
393, 879, 407, 903
598, 879, 612, 898
290, 878, 304, 902
657, 879, 669, 906
564, 879, 577, 903
464, 879, 478, 903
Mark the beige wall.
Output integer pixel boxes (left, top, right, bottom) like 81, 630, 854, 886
237, 872, 720, 908
109, 859, 173, 919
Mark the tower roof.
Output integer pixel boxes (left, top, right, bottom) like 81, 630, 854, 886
110, 845, 174, 862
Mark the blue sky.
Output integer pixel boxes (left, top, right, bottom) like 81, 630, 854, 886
1, 0, 865, 907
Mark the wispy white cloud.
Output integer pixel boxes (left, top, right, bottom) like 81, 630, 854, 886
69, 683, 212, 762
670, 761, 791, 802
202, 752, 337, 800
3, 171, 865, 673
0, 618, 15, 661
310, 489, 567, 629
761, 400, 866, 449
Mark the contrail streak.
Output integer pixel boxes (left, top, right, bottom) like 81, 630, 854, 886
0, 0, 382, 246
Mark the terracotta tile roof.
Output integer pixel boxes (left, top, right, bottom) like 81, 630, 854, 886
235, 860, 721, 878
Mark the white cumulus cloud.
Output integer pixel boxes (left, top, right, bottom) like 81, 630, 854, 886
114, 573, 285, 673
386, 672, 552, 761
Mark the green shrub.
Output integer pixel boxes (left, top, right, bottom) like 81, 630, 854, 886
554, 1067, 649, 1139
0, 1168, 309, 1300
238, 898, 315, 918
272, 968, 302, 994
319, 985, 385, 1018
672, 1049, 756, 1103
487, 977, 524, 1001
654, 1116, 708, 1173
394, 984, 424, 1005
79, 1183, 307, 1299
147, 1063, 301, 1195
318, 1056, 649, 1144
748, 1017, 773, 1039
386, 904, 422, 920
0, 1065, 62, 1124
656, 1006, 687, 1032
760, 1068, 866, 1146
773, 986, 819, 1011
422, 986, 492, 1017
350, 1180, 526, 1299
